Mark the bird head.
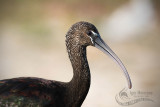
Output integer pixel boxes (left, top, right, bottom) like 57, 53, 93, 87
66, 21, 132, 89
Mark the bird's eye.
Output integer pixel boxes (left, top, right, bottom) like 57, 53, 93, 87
87, 31, 92, 36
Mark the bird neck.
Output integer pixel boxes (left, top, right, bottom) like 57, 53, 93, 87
66, 44, 91, 106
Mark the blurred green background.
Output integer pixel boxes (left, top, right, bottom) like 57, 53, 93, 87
0, 0, 160, 107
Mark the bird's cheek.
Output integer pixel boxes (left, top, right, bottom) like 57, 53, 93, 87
85, 38, 93, 46
88, 38, 94, 46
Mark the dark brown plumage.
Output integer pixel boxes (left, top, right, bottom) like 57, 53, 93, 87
0, 21, 132, 107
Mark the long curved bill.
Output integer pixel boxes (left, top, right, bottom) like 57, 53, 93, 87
94, 36, 132, 89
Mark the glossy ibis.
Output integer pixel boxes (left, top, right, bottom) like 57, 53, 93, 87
0, 21, 132, 107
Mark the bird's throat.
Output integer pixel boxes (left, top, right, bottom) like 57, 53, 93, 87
67, 45, 91, 106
